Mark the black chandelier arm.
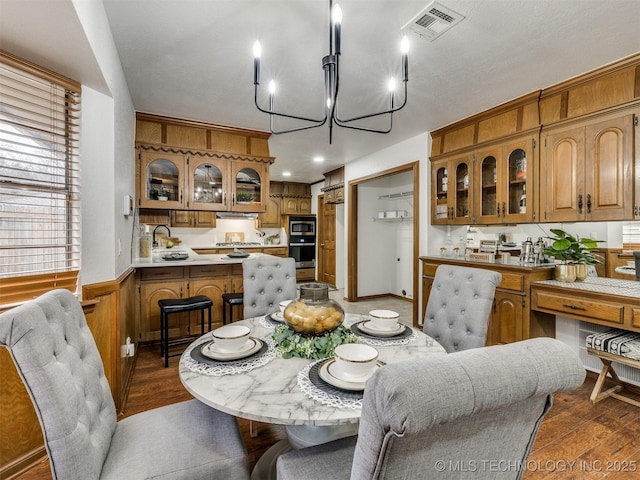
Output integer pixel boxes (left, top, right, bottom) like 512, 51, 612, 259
334, 80, 408, 124
333, 112, 394, 134
269, 118, 330, 135
254, 86, 327, 125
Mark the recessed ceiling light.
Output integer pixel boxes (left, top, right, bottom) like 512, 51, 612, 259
283, 171, 292, 177
313, 156, 325, 163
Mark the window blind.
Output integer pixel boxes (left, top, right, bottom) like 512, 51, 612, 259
0, 51, 81, 285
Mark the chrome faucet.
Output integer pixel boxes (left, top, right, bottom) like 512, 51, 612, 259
152, 225, 171, 247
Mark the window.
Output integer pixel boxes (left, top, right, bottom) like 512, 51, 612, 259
0, 51, 80, 303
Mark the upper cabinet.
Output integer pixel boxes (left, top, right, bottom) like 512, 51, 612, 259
430, 53, 640, 225
540, 107, 637, 222
430, 92, 540, 225
475, 135, 536, 224
135, 113, 273, 213
431, 153, 474, 224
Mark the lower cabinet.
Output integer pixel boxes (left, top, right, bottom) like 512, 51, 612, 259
420, 257, 554, 346
488, 291, 524, 345
137, 264, 243, 343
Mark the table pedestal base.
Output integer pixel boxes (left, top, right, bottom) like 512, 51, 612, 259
251, 423, 359, 479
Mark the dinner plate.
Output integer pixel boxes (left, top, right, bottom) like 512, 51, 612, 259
271, 311, 285, 322
226, 252, 250, 259
358, 320, 406, 337
200, 337, 262, 361
319, 358, 382, 391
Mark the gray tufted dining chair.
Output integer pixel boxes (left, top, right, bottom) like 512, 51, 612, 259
276, 338, 586, 480
424, 265, 501, 353
243, 254, 297, 318
0, 289, 249, 480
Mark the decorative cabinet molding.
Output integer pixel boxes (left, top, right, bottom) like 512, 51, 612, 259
135, 113, 273, 214
321, 167, 345, 204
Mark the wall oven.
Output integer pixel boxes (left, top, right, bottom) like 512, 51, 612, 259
288, 216, 316, 269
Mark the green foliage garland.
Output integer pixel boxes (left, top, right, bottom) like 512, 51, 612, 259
272, 324, 359, 359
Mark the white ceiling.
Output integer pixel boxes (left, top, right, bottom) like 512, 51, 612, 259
2, 1, 640, 183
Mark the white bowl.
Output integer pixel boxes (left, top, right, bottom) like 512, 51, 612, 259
279, 299, 292, 314
333, 344, 379, 380
212, 325, 251, 352
368, 309, 400, 331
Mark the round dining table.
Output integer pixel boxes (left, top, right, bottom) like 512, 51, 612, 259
179, 313, 445, 479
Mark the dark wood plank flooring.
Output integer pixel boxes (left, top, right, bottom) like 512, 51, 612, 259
14, 345, 640, 479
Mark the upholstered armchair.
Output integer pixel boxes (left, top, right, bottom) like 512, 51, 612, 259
276, 337, 586, 480
424, 264, 502, 352
0, 289, 249, 480
243, 254, 297, 318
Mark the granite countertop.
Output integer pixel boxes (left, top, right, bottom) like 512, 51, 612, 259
533, 276, 640, 299
132, 246, 264, 268
420, 255, 556, 270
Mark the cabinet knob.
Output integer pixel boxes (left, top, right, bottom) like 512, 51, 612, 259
496, 202, 500, 218
586, 194, 592, 214
502, 202, 506, 217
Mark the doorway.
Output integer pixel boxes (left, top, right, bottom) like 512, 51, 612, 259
347, 162, 420, 326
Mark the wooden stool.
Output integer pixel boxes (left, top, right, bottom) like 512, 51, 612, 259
586, 329, 640, 407
158, 295, 212, 367
222, 292, 244, 325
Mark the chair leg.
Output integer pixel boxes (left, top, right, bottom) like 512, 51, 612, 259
207, 305, 212, 332
223, 301, 227, 325
250, 420, 259, 438
164, 311, 170, 368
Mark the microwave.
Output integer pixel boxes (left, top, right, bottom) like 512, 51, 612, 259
289, 216, 316, 236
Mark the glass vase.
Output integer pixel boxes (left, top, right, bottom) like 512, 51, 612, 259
283, 283, 344, 335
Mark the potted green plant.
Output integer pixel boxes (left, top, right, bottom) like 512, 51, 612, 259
153, 187, 170, 201
236, 192, 254, 204
544, 229, 602, 282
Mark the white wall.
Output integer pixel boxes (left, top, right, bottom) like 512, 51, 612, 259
343, 132, 430, 297
73, 0, 136, 283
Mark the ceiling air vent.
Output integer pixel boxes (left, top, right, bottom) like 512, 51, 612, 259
402, 1, 465, 41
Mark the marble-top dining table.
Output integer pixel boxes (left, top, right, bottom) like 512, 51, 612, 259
179, 312, 445, 479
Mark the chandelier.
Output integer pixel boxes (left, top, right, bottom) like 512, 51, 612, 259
252, 0, 409, 143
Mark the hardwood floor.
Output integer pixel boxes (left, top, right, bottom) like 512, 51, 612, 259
14, 344, 640, 480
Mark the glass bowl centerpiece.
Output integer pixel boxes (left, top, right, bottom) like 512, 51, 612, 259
283, 283, 344, 335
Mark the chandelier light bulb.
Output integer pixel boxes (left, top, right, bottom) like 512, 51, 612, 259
253, 41, 262, 59
332, 4, 342, 24
401, 36, 410, 54
388, 78, 396, 92
268, 80, 276, 95
326, 97, 332, 109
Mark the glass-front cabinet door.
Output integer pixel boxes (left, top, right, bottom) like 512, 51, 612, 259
188, 157, 229, 211
475, 148, 500, 224
503, 137, 534, 223
230, 162, 268, 212
139, 152, 186, 209
431, 158, 450, 224
452, 156, 473, 224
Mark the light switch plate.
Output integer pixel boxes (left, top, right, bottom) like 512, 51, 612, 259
123, 194, 133, 216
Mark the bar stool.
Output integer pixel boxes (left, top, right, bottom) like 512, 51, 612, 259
222, 292, 244, 325
158, 295, 212, 367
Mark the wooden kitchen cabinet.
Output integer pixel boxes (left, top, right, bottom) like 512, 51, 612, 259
140, 279, 186, 343
475, 135, 536, 224
171, 210, 216, 228
231, 162, 268, 212
138, 151, 187, 209
137, 264, 245, 342
259, 195, 283, 228
539, 105, 637, 222
488, 291, 524, 345
282, 182, 312, 214
430, 153, 473, 225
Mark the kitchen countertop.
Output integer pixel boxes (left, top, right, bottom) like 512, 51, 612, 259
189, 244, 286, 249
132, 247, 264, 268
420, 255, 556, 271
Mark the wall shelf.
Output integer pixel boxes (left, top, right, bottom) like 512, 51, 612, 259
373, 216, 413, 222
378, 191, 413, 200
